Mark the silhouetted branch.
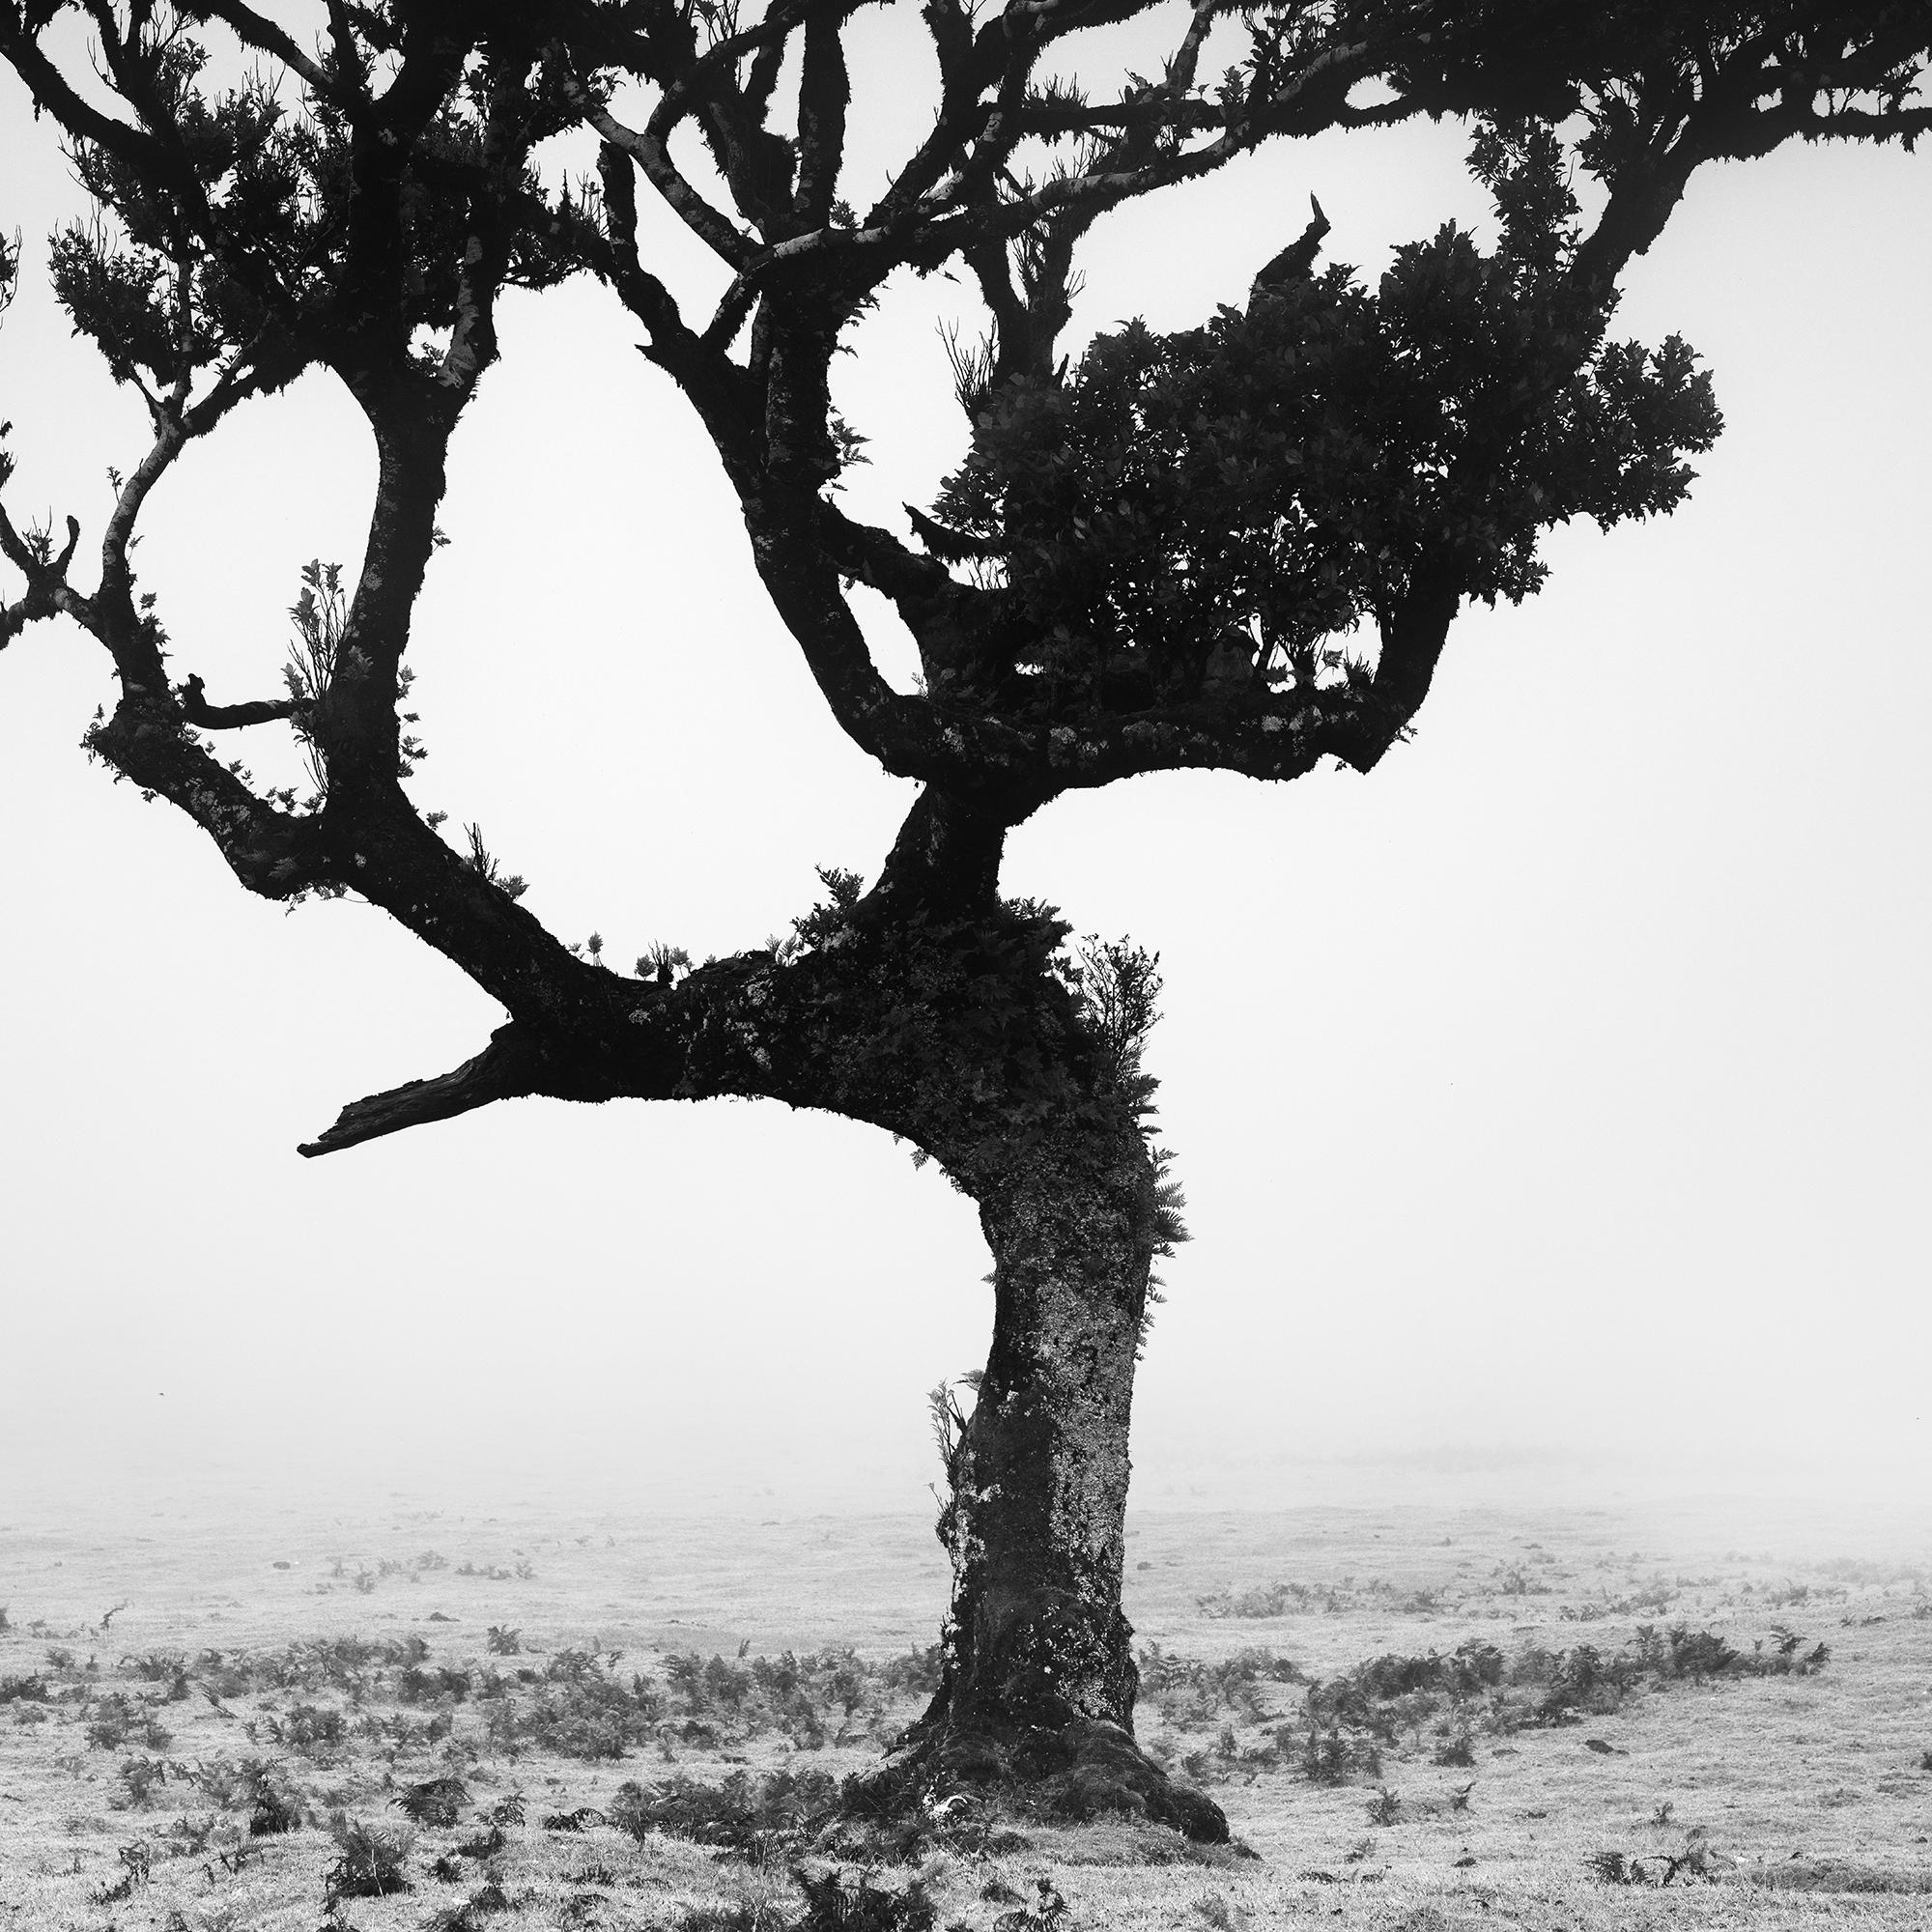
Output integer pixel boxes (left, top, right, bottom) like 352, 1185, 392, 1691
179, 673, 297, 729
299, 1025, 540, 1157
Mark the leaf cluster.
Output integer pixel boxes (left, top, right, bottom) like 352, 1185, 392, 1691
43, 7, 585, 399
926, 122, 1720, 720
1368, 1, 1932, 143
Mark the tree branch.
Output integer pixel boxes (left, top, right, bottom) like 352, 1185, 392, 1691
333, 14, 476, 354
186, 0, 349, 105
0, 14, 172, 183
436, 52, 529, 395
0, 507, 84, 650
793, 6, 851, 227
1249, 194, 1330, 304
99, 417, 185, 637
567, 80, 760, 271
178, 673, 297, 729
299, 1022, 542, 1156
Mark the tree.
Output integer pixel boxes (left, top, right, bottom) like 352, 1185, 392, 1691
1, 0, 1926, 1843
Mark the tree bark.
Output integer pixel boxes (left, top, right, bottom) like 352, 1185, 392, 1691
864, 1124, 1229, 1843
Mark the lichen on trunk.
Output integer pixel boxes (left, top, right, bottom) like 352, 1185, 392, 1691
866, 1123, 1227, 1843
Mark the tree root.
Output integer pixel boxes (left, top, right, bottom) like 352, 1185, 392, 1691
848, 1714, 1230, 1845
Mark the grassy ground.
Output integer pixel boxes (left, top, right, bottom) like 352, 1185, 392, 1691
2, 1492, 1928, 1929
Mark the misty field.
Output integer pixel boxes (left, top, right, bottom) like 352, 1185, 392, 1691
2, 1492, 1928, 1930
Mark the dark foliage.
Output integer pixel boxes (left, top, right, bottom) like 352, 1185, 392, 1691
930, 157, 1719, 718
322, 1814, 413, 1904
193, 1755, 310, 1836
1280, 1624, 1829, 1780
394, 1775, 469, 1828
609, 1768, 841, 1856
792, 1864, 940, 1932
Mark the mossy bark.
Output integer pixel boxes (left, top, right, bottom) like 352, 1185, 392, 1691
867, 1128, 1228, 1843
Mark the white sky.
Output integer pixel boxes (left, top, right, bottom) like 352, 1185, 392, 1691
1, 8, 1927, 1524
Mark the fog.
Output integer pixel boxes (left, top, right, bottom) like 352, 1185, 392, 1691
2, 9, 1927, 1535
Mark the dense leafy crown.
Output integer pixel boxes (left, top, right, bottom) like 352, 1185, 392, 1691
925, 130, 1722, 719
0, 2, 1926, 1151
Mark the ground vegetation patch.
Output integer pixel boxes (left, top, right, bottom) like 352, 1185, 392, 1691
3, 1500, 1929, 1927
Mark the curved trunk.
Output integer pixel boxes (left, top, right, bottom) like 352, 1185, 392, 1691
870, 1128, 1229, 1843
943, 1160, 1145, 1736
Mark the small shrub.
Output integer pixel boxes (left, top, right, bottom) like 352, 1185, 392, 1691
191, 1757, 307, 1836
783, 1701, 830, 1750
671, 1902, 794, 1932
423, 1886, 513, 1932
512, 1670, 662, 1760
1300, 1725, 1380, 1784
878, 1645, 944, 1697
610, 1767, 839, 1854
91, 1838, 155, 1905
84, 1692, 172, 1752
1665, 1628, 1737, 1680
1198, 1581, 1300, 1618
355, 1710, 453, 1752
702, 1655, 753, 1709
323, 1814, 414, 1904
1366, 1786, 1402, 1826
1586, 1843, 1713, 1887
113, 1755, 171, 1809
123, 1650, 191, 1698
792, 1864, 941, 1931
396, 1663, 473, 1704
164, 1813, 217, 1854
266, 1700, 347, 1755
394, 1775, 469, 1827
981, 1875, 1066, 1931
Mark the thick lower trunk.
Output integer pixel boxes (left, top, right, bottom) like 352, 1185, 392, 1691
865, 1137, 1228, 1842
941, 1179, 1144, 1736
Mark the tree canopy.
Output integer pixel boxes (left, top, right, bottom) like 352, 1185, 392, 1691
4, 9, 1926, 1070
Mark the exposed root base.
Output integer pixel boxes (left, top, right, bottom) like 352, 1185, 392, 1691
849, 1715, 1230, 1845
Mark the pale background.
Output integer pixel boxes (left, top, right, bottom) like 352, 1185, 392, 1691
1, 7, 1926, 1527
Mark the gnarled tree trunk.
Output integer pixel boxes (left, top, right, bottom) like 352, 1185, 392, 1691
866, 1123, 1228, 1842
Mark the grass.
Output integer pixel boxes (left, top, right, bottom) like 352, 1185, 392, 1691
2, 1493, 1929, 1927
